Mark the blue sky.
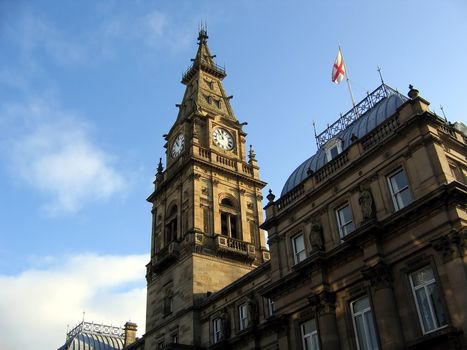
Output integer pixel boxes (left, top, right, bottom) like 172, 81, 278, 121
0, 1, 466, 348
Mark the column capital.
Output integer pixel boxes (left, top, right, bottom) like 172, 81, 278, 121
361, 261, 392, 290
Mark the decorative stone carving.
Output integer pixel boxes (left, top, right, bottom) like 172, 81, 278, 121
359, 188, 375, 221
220, 308, 231, 339
247, 294, 259, 325
309, 219, 324, 250
361, 262, 393, 290
309, 291, 336, 316
431, 228, 466, 263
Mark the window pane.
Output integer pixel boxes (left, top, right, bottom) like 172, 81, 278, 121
330, 145, 339, 159
364, 311, 378, 350
301, 319, 319, 350
415, 287, 435, 332
391, 171, 408, 192
221, 213, 228, 235
355, 314, 368, 350
353, 297, 370, 312
294, 235, 305, 252
427, 284, 447, 328
412, 267, 434, 286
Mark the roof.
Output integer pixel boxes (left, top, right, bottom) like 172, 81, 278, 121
58, 322, 125, 350
281, 85, 408, 196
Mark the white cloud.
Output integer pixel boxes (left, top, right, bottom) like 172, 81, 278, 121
1, 99, 127, 214
0, 253, 147, 350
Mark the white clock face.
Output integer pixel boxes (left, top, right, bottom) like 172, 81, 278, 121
171, 133, 185, 158
213, 128, 234, 150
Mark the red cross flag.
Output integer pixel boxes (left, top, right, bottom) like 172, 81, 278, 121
332, 48, 345, 84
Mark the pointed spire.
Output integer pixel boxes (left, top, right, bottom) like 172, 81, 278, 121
182, 27, 226, 84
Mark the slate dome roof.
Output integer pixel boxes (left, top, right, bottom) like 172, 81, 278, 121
281, 86, 408, 197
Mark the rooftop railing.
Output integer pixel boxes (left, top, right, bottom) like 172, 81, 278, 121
315, 84, 398, 148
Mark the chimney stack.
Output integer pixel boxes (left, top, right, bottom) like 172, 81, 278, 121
124, 321, 137, 346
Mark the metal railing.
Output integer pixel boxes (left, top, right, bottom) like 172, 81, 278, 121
315, 84, 398, 147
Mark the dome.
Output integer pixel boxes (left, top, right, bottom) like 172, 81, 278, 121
58, 322, 125, 350
281, 87, 408, 197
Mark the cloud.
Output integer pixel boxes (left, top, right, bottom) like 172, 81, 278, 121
0, 253, 148, 350
1, 98, 127, 214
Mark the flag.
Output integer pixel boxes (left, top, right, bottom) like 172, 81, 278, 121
332, 48, 345, 84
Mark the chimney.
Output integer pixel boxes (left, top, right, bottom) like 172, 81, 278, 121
124, 321, 137, 346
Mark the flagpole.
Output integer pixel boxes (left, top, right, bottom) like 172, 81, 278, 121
339, 45, 359, 118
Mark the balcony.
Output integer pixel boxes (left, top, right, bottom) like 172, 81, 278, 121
215, 235, 256, 262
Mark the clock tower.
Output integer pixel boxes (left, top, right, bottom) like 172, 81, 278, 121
145, 28, 269, 347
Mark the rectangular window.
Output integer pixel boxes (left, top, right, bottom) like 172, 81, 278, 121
292, 234, 306, 264
267, 298, 275, 317
336, 204, 355, 238
171, 333, 178, 344
239, 303, 249, 331
449, 163, 465, 184
157, 341, 165, 350
388, 169, 412, 210
230, 215, 238, 239
221, 213, 228, 236
409, 266, 447, 334
351, 297, 379, 350
301, 319, 320, 350
212, 318, 222, 343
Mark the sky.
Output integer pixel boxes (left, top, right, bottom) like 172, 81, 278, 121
0, 0, 466, 349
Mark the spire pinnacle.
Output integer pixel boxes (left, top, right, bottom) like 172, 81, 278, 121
198, 21, 208, 45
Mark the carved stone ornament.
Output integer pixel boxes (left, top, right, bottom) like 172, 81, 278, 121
431, 228, 466, 263
359, 188, 375, 221
309, 291, 336, 316
219, 308, 231, 339
309, 219, 324, 250
361, 262, 393, 290
247, 294, 259, 325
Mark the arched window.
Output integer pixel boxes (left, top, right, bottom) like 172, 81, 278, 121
220, 197, 239, 239
165, 205, 178, 245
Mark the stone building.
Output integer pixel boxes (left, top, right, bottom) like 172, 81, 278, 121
126, 29, 467, 350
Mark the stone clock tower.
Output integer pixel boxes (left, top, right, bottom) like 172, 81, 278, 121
144, 28, 269, 348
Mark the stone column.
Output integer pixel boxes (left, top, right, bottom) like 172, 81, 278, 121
310, 291, 340, 350
431, 229, 467, 344
362, 262, 404, 350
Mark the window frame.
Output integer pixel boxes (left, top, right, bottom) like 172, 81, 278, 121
301, 318, 320, 350
387, 168, 412, 211
324, 138, 343, 162
350, 296, 379, 350
409, 265, 448, 334
336, 203, 355, 238
292, 233, 306, 264
238, 303, 249, 331
212, 317, 222, 344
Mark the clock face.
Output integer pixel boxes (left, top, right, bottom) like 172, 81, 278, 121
213, 128, 234, 150
171, 133, 185, 158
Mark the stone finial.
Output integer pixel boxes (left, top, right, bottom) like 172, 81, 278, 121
266, 189, 275, 203
248, 144, 256, 162
408, 84, 419, 99
157, 158, 164, 175
124, 322, 137, 346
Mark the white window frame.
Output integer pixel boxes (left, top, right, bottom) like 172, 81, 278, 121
301, 319, 320, 350
351, 296, 379, 350
387, 168, 412, 211
324, 138, 343, 162
292, 233, 306, 264
409, 266, 448, 334
239, 303, 249, 331
336, 204, 355, 238
212, 317, 222, 343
